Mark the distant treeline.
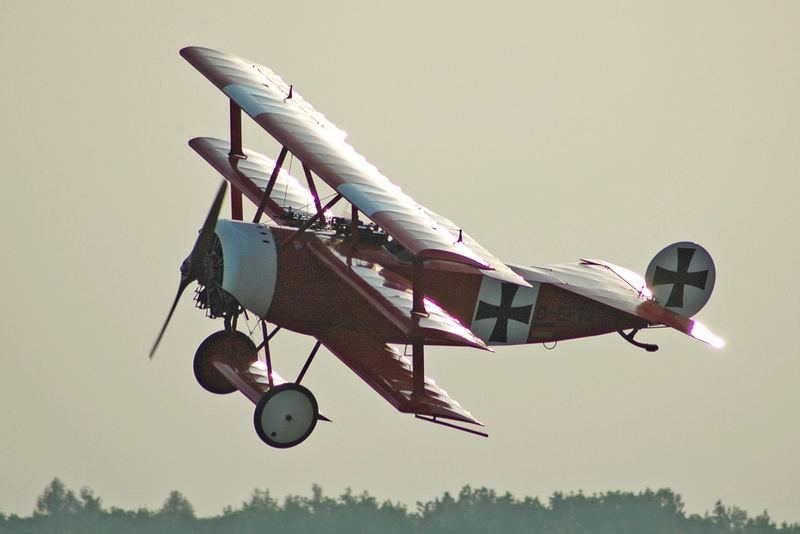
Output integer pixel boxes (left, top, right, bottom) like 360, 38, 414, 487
1, 479, 798, 534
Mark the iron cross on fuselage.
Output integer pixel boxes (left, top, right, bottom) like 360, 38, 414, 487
474, 282, 533, 343
651, 247, 709, 307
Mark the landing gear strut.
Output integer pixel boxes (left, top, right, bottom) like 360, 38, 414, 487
251, 320, 323, 448
193, 318, 324, 448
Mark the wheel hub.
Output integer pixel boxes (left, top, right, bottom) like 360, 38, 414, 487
254, 383, 318, 448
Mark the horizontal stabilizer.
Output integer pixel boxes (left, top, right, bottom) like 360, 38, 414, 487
526, 259, 723, 348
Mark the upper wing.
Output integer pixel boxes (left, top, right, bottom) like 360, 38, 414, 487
510, 259, 724, 347
181, 46, 528, 287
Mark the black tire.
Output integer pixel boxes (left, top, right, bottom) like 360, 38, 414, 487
253, 383, 319, 448
193, 330, 256, 394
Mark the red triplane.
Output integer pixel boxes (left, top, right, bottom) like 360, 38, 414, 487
151, 47, 723, 449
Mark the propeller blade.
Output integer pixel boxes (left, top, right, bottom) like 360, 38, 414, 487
149, 181, 228, 360
149, 278, 191, 359
187, 181, 228, 280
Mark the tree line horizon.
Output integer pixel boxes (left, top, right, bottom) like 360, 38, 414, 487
1, 478, 798, 533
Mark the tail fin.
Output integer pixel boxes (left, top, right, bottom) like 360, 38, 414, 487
645, 242, 716, 318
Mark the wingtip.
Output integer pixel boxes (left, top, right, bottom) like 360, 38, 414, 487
690, 320, 725, 349
179, 45, 201, 57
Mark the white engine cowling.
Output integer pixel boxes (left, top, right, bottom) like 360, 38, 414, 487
213, 220, 278, 318
645, 241, 716, 318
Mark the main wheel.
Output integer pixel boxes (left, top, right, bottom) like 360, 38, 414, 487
253, 383, 319, 448
194, 330, 257, 394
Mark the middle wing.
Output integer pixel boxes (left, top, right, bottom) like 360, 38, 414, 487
190, 137, 320, 226
306, 238, 489, 350
181, 46, 528, 287
305, 238, 486, 427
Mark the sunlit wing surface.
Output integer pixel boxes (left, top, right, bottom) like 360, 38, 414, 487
422, 208, 529, 287
307, 239, 489, 350
181, 46, 529, 287
213, 360, 288, 404
320, 329, 481, 425
511, 260, 724, 347
190, 137, 319, 225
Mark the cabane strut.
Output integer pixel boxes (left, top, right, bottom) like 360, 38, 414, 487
228, 100, 245, 220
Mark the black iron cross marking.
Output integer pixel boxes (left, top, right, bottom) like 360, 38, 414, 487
475, 283, 532, 343
651, 247, 709, 308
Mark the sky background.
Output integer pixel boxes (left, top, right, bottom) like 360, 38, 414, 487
2, 0, 799, 522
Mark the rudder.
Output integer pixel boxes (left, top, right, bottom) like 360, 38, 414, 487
645, 242, 716, 317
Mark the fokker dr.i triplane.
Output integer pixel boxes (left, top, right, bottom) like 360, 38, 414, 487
150, 47, 723, 449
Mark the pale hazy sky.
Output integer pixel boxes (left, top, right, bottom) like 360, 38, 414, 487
2, 0, 799, 522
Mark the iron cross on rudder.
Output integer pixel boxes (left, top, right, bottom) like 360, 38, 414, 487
651, 247, 709, 307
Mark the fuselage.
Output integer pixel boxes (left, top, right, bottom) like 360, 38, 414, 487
262, 225, 647, 347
